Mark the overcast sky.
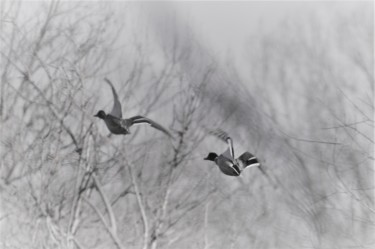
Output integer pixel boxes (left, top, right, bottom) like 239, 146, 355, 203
16, 1, 369, 57
170, 1, 368, 60
11, 1, 371, 80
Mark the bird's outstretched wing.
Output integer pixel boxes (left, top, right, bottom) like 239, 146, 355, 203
129, 115, 172, 137
237, 152, 260, 169
221, 148, 233, 160
104, 78, 122, 118
209, 129, 234, 159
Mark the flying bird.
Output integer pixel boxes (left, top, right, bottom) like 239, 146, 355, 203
94, 78, 172, 137
204, 129, 260, 176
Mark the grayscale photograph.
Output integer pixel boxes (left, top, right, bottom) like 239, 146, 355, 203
0, 1, 373, 248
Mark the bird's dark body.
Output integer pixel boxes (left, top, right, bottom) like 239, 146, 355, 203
215, 156, 241, 176
103, 114, 131, 135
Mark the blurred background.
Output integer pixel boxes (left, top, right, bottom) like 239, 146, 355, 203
0, 1, 373, 249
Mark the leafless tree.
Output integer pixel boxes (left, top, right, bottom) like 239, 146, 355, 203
1, 2, 373, 249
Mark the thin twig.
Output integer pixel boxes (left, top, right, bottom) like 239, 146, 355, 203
83, 196, 125, 249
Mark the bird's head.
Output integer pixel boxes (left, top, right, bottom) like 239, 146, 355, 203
94, 110, 106, 119
204, 152, 218, 161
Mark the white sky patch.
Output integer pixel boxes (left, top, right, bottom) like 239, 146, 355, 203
171, 1, 367, 63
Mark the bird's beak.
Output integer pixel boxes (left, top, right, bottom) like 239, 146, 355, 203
94, 114, 98, 117
203, 157, 208, 160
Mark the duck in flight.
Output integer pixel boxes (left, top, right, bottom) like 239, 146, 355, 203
94, 78, 172, 137
204, 129, 260, 176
